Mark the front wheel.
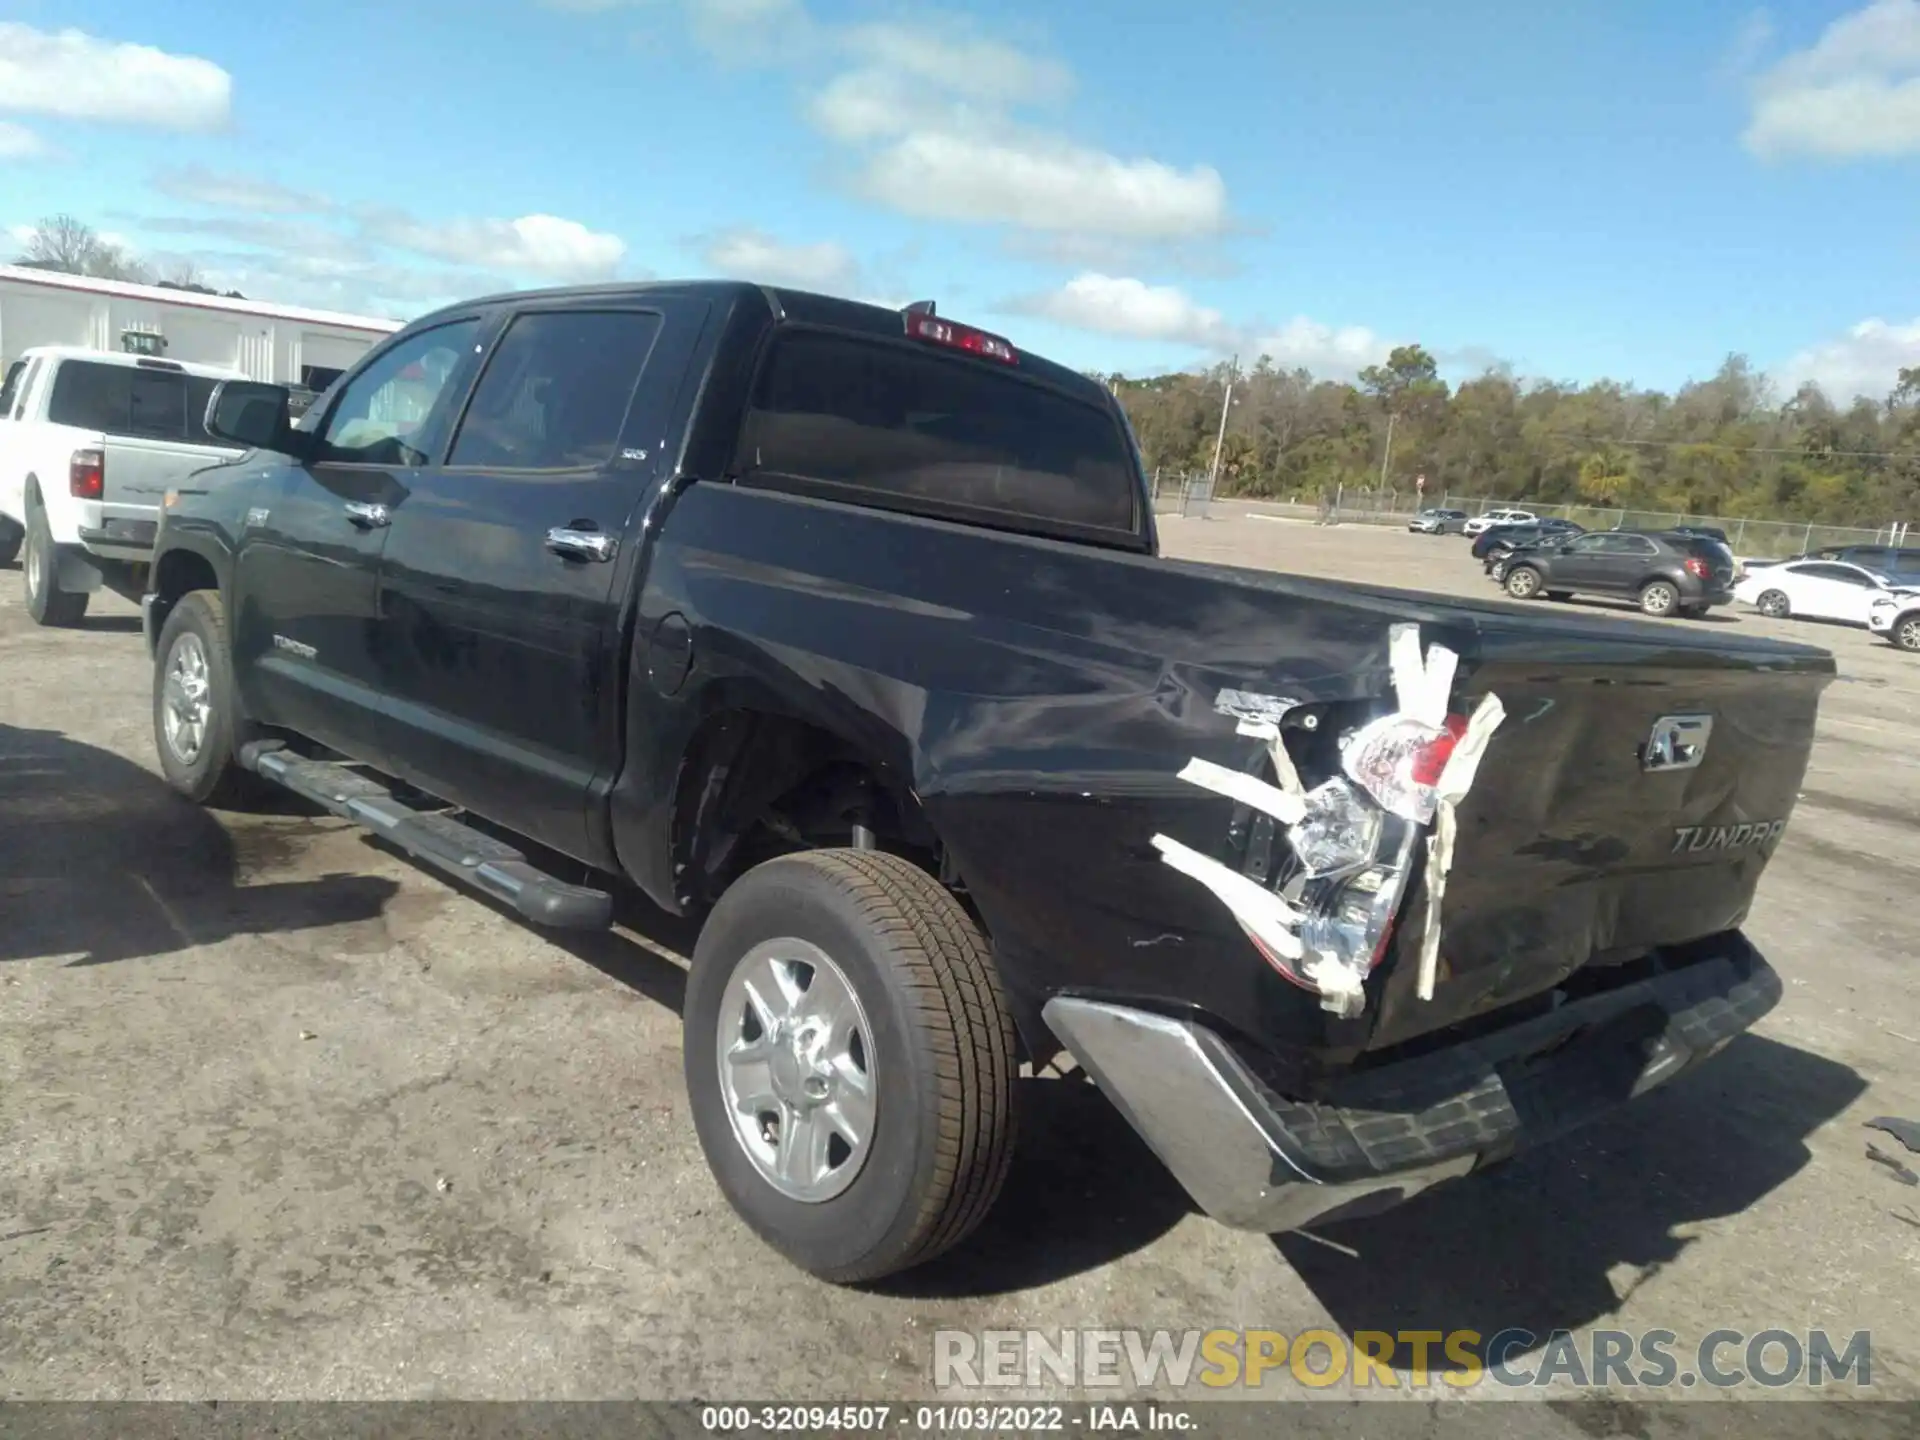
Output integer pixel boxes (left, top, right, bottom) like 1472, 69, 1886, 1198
684, 849, 1018, 1284
1639, 580, 1679, 617
1896, 615, 1920, 653
1756, 589, 1790, 619
1504, 565, 1543, 599
152, 590, 260, 808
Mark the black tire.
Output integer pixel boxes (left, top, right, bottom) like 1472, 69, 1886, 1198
0, 517, 21, 568
1756, 589, 1790, 619
22, 502, 89, 626
1639, 580, 1680, 617
152, 590, 261, 808
1895, 614, 1920, 653
1545, 590, 1572, 602
684, 848, 1017, 1284
1504, 565, 1543, 600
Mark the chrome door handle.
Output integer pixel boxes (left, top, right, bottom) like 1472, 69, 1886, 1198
343, 502, 390, 528
545, 527, 615, 562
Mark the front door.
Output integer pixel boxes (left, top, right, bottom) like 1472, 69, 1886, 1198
233, 317, 485, 759
371, 299, 708, 862
1547, 532, 1615, 587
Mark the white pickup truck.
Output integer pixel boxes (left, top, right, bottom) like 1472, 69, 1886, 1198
0, 346, 247, 626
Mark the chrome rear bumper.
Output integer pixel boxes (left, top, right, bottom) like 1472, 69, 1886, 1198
1043, 939, 1780, 1234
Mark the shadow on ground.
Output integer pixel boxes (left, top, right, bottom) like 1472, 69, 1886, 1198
0, 722, 398, 966
370, 820, 1200, 1294
1272, 1032, 1865, 1369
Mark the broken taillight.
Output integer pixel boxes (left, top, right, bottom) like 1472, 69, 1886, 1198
1342, 711, 1472, 824
1684, 555, 1711, 579
69, 448, 104, 500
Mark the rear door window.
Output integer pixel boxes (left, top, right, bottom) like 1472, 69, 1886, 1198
447, 310, 664, 470
45, 361, 221, 443
735, 329, 1142, 540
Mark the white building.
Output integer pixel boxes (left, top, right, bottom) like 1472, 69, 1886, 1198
0, 263, 402, 395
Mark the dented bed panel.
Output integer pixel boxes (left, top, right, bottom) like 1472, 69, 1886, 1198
623, 483, 1835, 1076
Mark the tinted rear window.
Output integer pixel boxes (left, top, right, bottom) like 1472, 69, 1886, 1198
46, 361, 222, 444
735, 330, 1141, 538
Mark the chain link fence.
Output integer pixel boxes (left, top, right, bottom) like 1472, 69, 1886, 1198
1152, 474, 1913, 559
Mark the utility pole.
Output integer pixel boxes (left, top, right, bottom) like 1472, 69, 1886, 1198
1208, 354, 1238, 489
1377, 409, 1397, 490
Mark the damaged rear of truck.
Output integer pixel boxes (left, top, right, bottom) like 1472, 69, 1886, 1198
880, 538, 1834, 1239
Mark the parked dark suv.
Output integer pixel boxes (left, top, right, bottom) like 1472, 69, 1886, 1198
1497, 529, 1736, 617
1476, 518, 1586, 567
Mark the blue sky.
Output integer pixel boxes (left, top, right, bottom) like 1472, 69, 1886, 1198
3, 0, 1919, 401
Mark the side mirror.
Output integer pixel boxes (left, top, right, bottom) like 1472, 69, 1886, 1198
204, 380, 307, 457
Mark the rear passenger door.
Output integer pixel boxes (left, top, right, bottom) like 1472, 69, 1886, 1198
371, 298, 708, 861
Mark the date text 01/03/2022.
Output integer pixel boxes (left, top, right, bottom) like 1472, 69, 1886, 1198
698, 1404, 1198, 1432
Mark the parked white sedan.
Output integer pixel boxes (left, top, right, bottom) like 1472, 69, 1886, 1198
1734, 559, 1918, 624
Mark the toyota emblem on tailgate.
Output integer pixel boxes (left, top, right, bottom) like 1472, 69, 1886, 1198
1643, 714, 1712, 772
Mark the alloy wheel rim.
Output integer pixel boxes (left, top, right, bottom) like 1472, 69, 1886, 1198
1646, 586, 1674, 614
161, 633, 213, 764
716, 938, 876, 1203
1900, 617, 1920, 651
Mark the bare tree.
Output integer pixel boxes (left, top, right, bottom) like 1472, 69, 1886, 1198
159, 258, 206, 290
17, 214, 100, 273
15, 214, 152, 283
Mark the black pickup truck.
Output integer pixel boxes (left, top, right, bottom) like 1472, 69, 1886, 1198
142, 281, 1834, 1283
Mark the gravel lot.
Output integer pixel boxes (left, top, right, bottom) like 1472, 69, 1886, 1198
2, 518, 1916, 1422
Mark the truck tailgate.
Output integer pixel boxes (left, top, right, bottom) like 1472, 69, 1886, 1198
1365, 620, 1831, 1052
100, 436, 239, 511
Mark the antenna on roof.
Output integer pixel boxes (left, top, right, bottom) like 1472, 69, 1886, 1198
903, 300, 937, 316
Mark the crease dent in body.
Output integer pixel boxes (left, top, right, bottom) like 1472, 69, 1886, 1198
1153, 626, 1504, 1014
1417, 690, 1506, 1000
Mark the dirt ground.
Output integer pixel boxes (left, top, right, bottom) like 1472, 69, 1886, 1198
2, 518, 1916, 1423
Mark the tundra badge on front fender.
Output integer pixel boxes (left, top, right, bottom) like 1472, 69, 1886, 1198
1643, 713, 1712, 772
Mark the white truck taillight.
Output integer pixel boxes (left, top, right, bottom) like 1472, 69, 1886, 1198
70, 448, 105, 500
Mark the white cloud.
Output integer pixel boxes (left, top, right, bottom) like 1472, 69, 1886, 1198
1249, 318, 1394, 378
1744, 1, 1920, 157
861, 131, 1228, 240
544, 3, 1231, 246
1776, 316, 1920, 403
0, 23, 231, 131
365, 212, 627, 281
699, 226, 859, 292
153, 166, 332, 215
1006, 273, 1393, 379
1011, 273, 1231, 346
838, 21, 1073, 109
0, 121, 45, 159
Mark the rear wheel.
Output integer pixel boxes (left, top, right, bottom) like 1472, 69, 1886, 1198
1504, 565, 1543, 600
684, 848, 1017, 1283
22, 503, 89, 627
152, 590, 261, 808
1639, 580, 1679, 617
1756, 589, 1790, 619
1896, 615, 1920, 653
